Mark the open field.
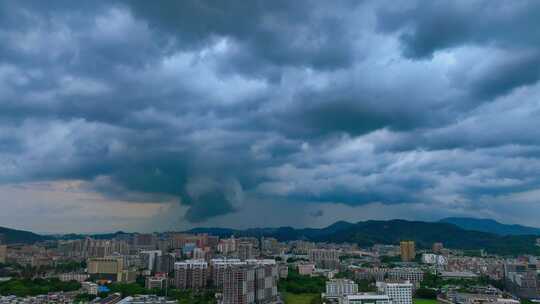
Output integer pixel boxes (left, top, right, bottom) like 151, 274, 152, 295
414, 299, 439, 304
283, 292, 320, 304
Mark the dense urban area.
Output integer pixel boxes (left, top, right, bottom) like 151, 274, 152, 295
1, 223, 540, 304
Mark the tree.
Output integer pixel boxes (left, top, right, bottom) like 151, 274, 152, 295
414, 288, 437, 299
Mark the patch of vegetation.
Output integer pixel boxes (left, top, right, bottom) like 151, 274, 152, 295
107, 282, 147, 297
54, 261, 87, 273
414, 288, 437, 299
380, 255, 402, 264
284, 292, 321, 304
279, 269, 326, 294
168, 288, 215, 304
413, 299, 438, 304
0, 278, 81, 297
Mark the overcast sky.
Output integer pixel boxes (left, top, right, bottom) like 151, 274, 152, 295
1, 1, 540, 233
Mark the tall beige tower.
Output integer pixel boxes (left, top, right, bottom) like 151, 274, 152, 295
400, 241, 415, 262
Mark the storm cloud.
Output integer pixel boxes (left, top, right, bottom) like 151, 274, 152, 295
1, 0, 540, 231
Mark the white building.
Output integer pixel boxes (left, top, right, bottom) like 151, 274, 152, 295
58, 272, 90, 282
421, 253, 447, 265
377, 281, 413, 304
217, 236, 236, 254
192, 247, 206, 260
146, 276, 168, 290
81, 281, 98, 295
117, 295, 177, 303
324, 279, 359, 299
387, 268, 424, 286
342, 294, 391, 304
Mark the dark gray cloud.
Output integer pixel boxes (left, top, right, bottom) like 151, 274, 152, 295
309, 210, 324, 218
1, 0, 540, 228
376, 1, 540, 59
376, 1, 540, 102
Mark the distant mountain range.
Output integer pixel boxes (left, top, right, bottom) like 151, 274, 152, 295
2, 218, 540, 255
439, 217, 540, 236
189, 219, 540, 256
0, 226, 50, 244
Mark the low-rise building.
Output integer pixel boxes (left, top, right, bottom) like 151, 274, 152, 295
116, 295, 177, 304
82, 282, 99, 295
323, 279, 358, 300
297, 263, 315, 275
342, 293, 391, 304
387, 268, 424, 287
146, 276, 168, 290
88, 257, 125, 282
377, 281, 413, 304
58, 272, 90, 282
440, 271, 478, 279
278, 263, 288, 279
446, 292, 520, 304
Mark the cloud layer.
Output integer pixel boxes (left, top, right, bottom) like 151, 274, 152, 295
1, 0, 540, 231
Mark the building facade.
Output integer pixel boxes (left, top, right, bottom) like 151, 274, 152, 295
324, 279, 359, 299
174, 260, 208, 290
377, 281, 413, 304
309, 249, 340, 270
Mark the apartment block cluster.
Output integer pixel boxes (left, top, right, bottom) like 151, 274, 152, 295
0, 292, 79, 304
3, 229, 540, 304
173, 258, 279, 304
504, 256, 540, 299
78, 234, 282, 303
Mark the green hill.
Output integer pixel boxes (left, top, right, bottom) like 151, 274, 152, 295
189, 219, 540, 256
439, 217, 540, 236
0, 226, 50, 244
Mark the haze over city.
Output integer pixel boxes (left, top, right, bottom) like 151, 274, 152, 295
2, 1, 540, 234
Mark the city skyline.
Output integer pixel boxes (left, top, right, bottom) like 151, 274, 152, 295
2, 1, 540, 233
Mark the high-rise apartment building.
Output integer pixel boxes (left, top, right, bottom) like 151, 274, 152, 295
400, 241, 415, 262
0, 244, 6, 264
248, 260, 278, 303
210, 258, 246, 290
0, 234, 6, 264
217, 260, 278, 304
158, 253, 176, 274
309, 249, 341, 269
134, 234, 157, 250
237, 242, 254, 261
223, 265, 255, 304
140, 250, 162, 273
174, 259, 208, 290
218, 237, 237, 255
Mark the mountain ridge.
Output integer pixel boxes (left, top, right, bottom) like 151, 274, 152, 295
439, 217, 540, 236
0, 226, 50, 244
2, 218, 539, 255
187, 219, 540, 255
